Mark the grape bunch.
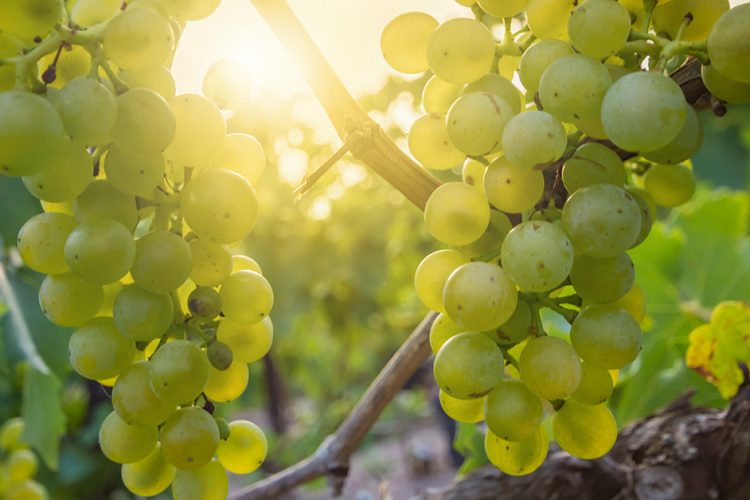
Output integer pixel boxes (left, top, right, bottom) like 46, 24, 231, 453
0, 418, 48, 500
1, 0, 271, 496
382, 0, 748, 475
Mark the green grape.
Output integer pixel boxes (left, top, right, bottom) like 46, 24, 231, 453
570, 253, 634, 303
519, 336, 581, 400
56, 77, 117, 146
112, 88, 176, 154
500, 221, 573, 292
0, 418, 25, 451
0, 91, 65, 177
484, 156, 544, 213
113, 285, 173, 342
104, 146, 165, 199
202, 59, 253, 110
439, 390, 485, 423
204, 361, 249, 402
6, 449, 37, 482
408, 113, 466, 170
380, 12, 437, 74
171, 460, 227, 500
429, 313, 463, 353
132, 230, 192, 293
165, 94, 226, 168
643, 163, 696, 208
159, 0, 221, 21
112, 361, 175, 426
443, 262, 518, 331
461, 158, 486, 191
71, 0, 121, 26
216, 316, 273, 363
103, 7, 174, 72
64, 219, 135, 284
414, 249, 470, 313
189, 239, 232, 287
552, 399, 617, 459
38, 45, 91, 89
446, 92, 513, 156
477, 0, 526, 17
701, 64, 750, 104
456, 0, 477, 5
210, 133, 266, 185
424, 182, 490, 246
207, 341, 233, 370
526, 0, 576, 40
452, 210, 512, 258
160, 407, 219, 470
39, 273, 103, 327
0, 34, 19, 91
426, 18, 495, 84
188, 286, 222, 320
17, 212, 77, 275
485, 379, 543, 442
149, 340, 209, 405
562, 142, 626, 194
571, 304, 642, 369
561, 184, 642, 258
585, 282, 646, 323
4, 480, 48, 500
120, 66, 177, 100
0, 0, 62, 39
567, 0, 631, 59
654, 0, 730, 42
501, 111, 566, 168
601, 71, 688, 152
462, 74, 523, 115
623, 186, 654, 247
433, 332, 504, 399
519, 39, 573, 96
643, 107, 703, 166
220, 271, 273, 324
422, 76, 462, 113
485, 426, 548, 476
181, 169, 258, 244
232, 255, 263, 274
217, 420, 267, 474
69, 317, 135, 380
121, 443, 176, 497
572, 361, 614, 405
99, 411, 157, 464
487, 300, 532, 345
22, 138, 92, 202
73, 179, 138, 231
539, 55, 611, 133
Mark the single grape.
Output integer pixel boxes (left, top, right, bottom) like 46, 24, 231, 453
500, 221, 573, 292
210, 133, 266, 185
111, 88, 176, 154
584, 283, 646, 323
56, 77, 117, 146
38, 45, 91, 89
643, 106, 703, 165
73, 179, 138, 231
188, 239, 232, 288
414, 249, 470, 313
552, 399, 617, 459
206, 341, 233, 371
22, 138, 92, 202
434, 332, 504, 399
202, 59, 254, 110
113, 285, 173, 342
701, 64, 750, 104
188, 287, 222, 320
112, 361, 175, 426
232, 255, 263, 274
426, 18, 495, 84
4, 480, 48, 500
447, 92, 514, 156
572, 361, 614, 405
71, 0, 121, 26
103, 7, 174, 72
485, 379, 543, 442
526, 0, 577, 40
408, 113, 466, 170
119, 66, 177, 100
104, 146, 165, 199
452, 210, 511, 258
160, 407, 219, 470
39, 273, 103, 327
570, 253, 635, 303
444, 262, 518, 331
171, 460, 228, 500
64, 219, 136, 285
165, 94, 226, 169
643, 164, 696, 207
69, 317, 135, 380
429, 313, 463, 353
461, 158, 486, 191
220, 271, 274, 324
503, 111, 567, 169
568, 0, 631, 59
562, 142, 626, 194
439, 390, 485, 423
424, 182, 490, 246
149, 340, 209, 405
216, 420, 267, 474
519, 336, 581, 401
0, 418, 26, 451
181, 169, 258, 244
422, 76, 462, 114
561, 184, 642, 258
571, 304, 642, 369
5, 449, 38, 482
0, 0, 62, 39
486, 300, 532, 346
204, 361, 248, 403
519, 39, 573, 96
131, 230, 192, 293
654, 0, 730, 42
485, 425, 548, 476
462, 74, 523, 115
17, 212, 77, 275
99, 411, 157, 464
484, 156, 544, 213
380, 12, 438, 74
121, 443, 176, 497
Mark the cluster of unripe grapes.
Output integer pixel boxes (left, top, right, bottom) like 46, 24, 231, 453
0, 418, 47, 500
382, 0, 748, 475
1, 0, 272, 497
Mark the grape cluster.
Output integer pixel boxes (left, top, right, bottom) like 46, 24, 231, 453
0, 418, 48, 500
383, 0, 747, 475
1, 0, 270, 496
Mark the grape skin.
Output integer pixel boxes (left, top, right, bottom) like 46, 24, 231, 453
149, 340, 209, 406
501, 111, 567, 169
17, 213, 77, 275
552, 399, 617, 459
433, 332, 504, 399
426, 18, 495, 85
408, 113, 466, 170
380, 12, 438, 74
439, 390, 485, 423
484, 379, 543, 442
571, 305, 642, 369
160, 407, 219, 470
485, 426, 548, 476
519, 39, 573, 96
519, 336, 581, 401
216, 420, 268, 474
484, 156, 544, 214
121, 443, 175, 497
443, 262, 518, 331
424, 182, 490, 246
446, 92, 514, 156
414, 249, 470, 313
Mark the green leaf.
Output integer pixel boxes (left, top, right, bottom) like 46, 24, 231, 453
0, 177, 41, 249
453, 422, 488, 475
22, 366, 65, 470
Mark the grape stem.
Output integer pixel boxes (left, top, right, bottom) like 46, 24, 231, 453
501, 349, 520, 371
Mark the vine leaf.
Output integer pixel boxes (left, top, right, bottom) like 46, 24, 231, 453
686, 301, 750, 399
